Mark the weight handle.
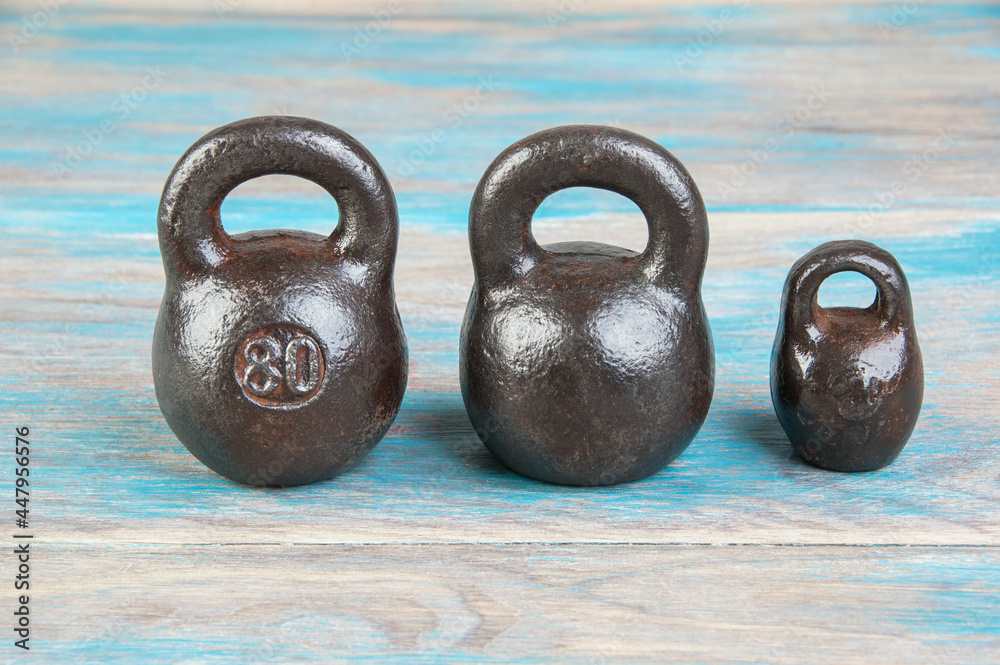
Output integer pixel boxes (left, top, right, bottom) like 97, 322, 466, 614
158, 116, 398, 275
784, 240, 910, 328
468, 125, 709, 290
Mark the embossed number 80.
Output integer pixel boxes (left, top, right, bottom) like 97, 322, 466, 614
242, 335, 321, 398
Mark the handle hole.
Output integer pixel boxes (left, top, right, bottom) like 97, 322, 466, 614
531, 188, 647, 253
219, 175, 338, 236
817, 271, 878, 310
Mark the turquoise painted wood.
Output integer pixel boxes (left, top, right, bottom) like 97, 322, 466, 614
1, 1, 998, 662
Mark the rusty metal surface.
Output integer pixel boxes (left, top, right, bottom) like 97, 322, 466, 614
771, 240, 924, 472
460, 125, 715, 486
152, 116, 407, 487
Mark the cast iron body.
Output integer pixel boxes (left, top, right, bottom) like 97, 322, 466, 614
152, 116, 407, 487
770, 240, 923, 472
460, 125, 715, 486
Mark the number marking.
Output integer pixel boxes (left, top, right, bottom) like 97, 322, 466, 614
234, 326, 325, 407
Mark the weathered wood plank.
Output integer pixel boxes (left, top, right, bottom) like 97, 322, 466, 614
35, 544, 1000, 664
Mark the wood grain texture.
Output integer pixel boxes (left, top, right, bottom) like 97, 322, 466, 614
37, 545, 1000, 664
0, 1, 998, 661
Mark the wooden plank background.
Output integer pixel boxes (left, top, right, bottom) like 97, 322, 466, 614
1, 1, 998, 662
